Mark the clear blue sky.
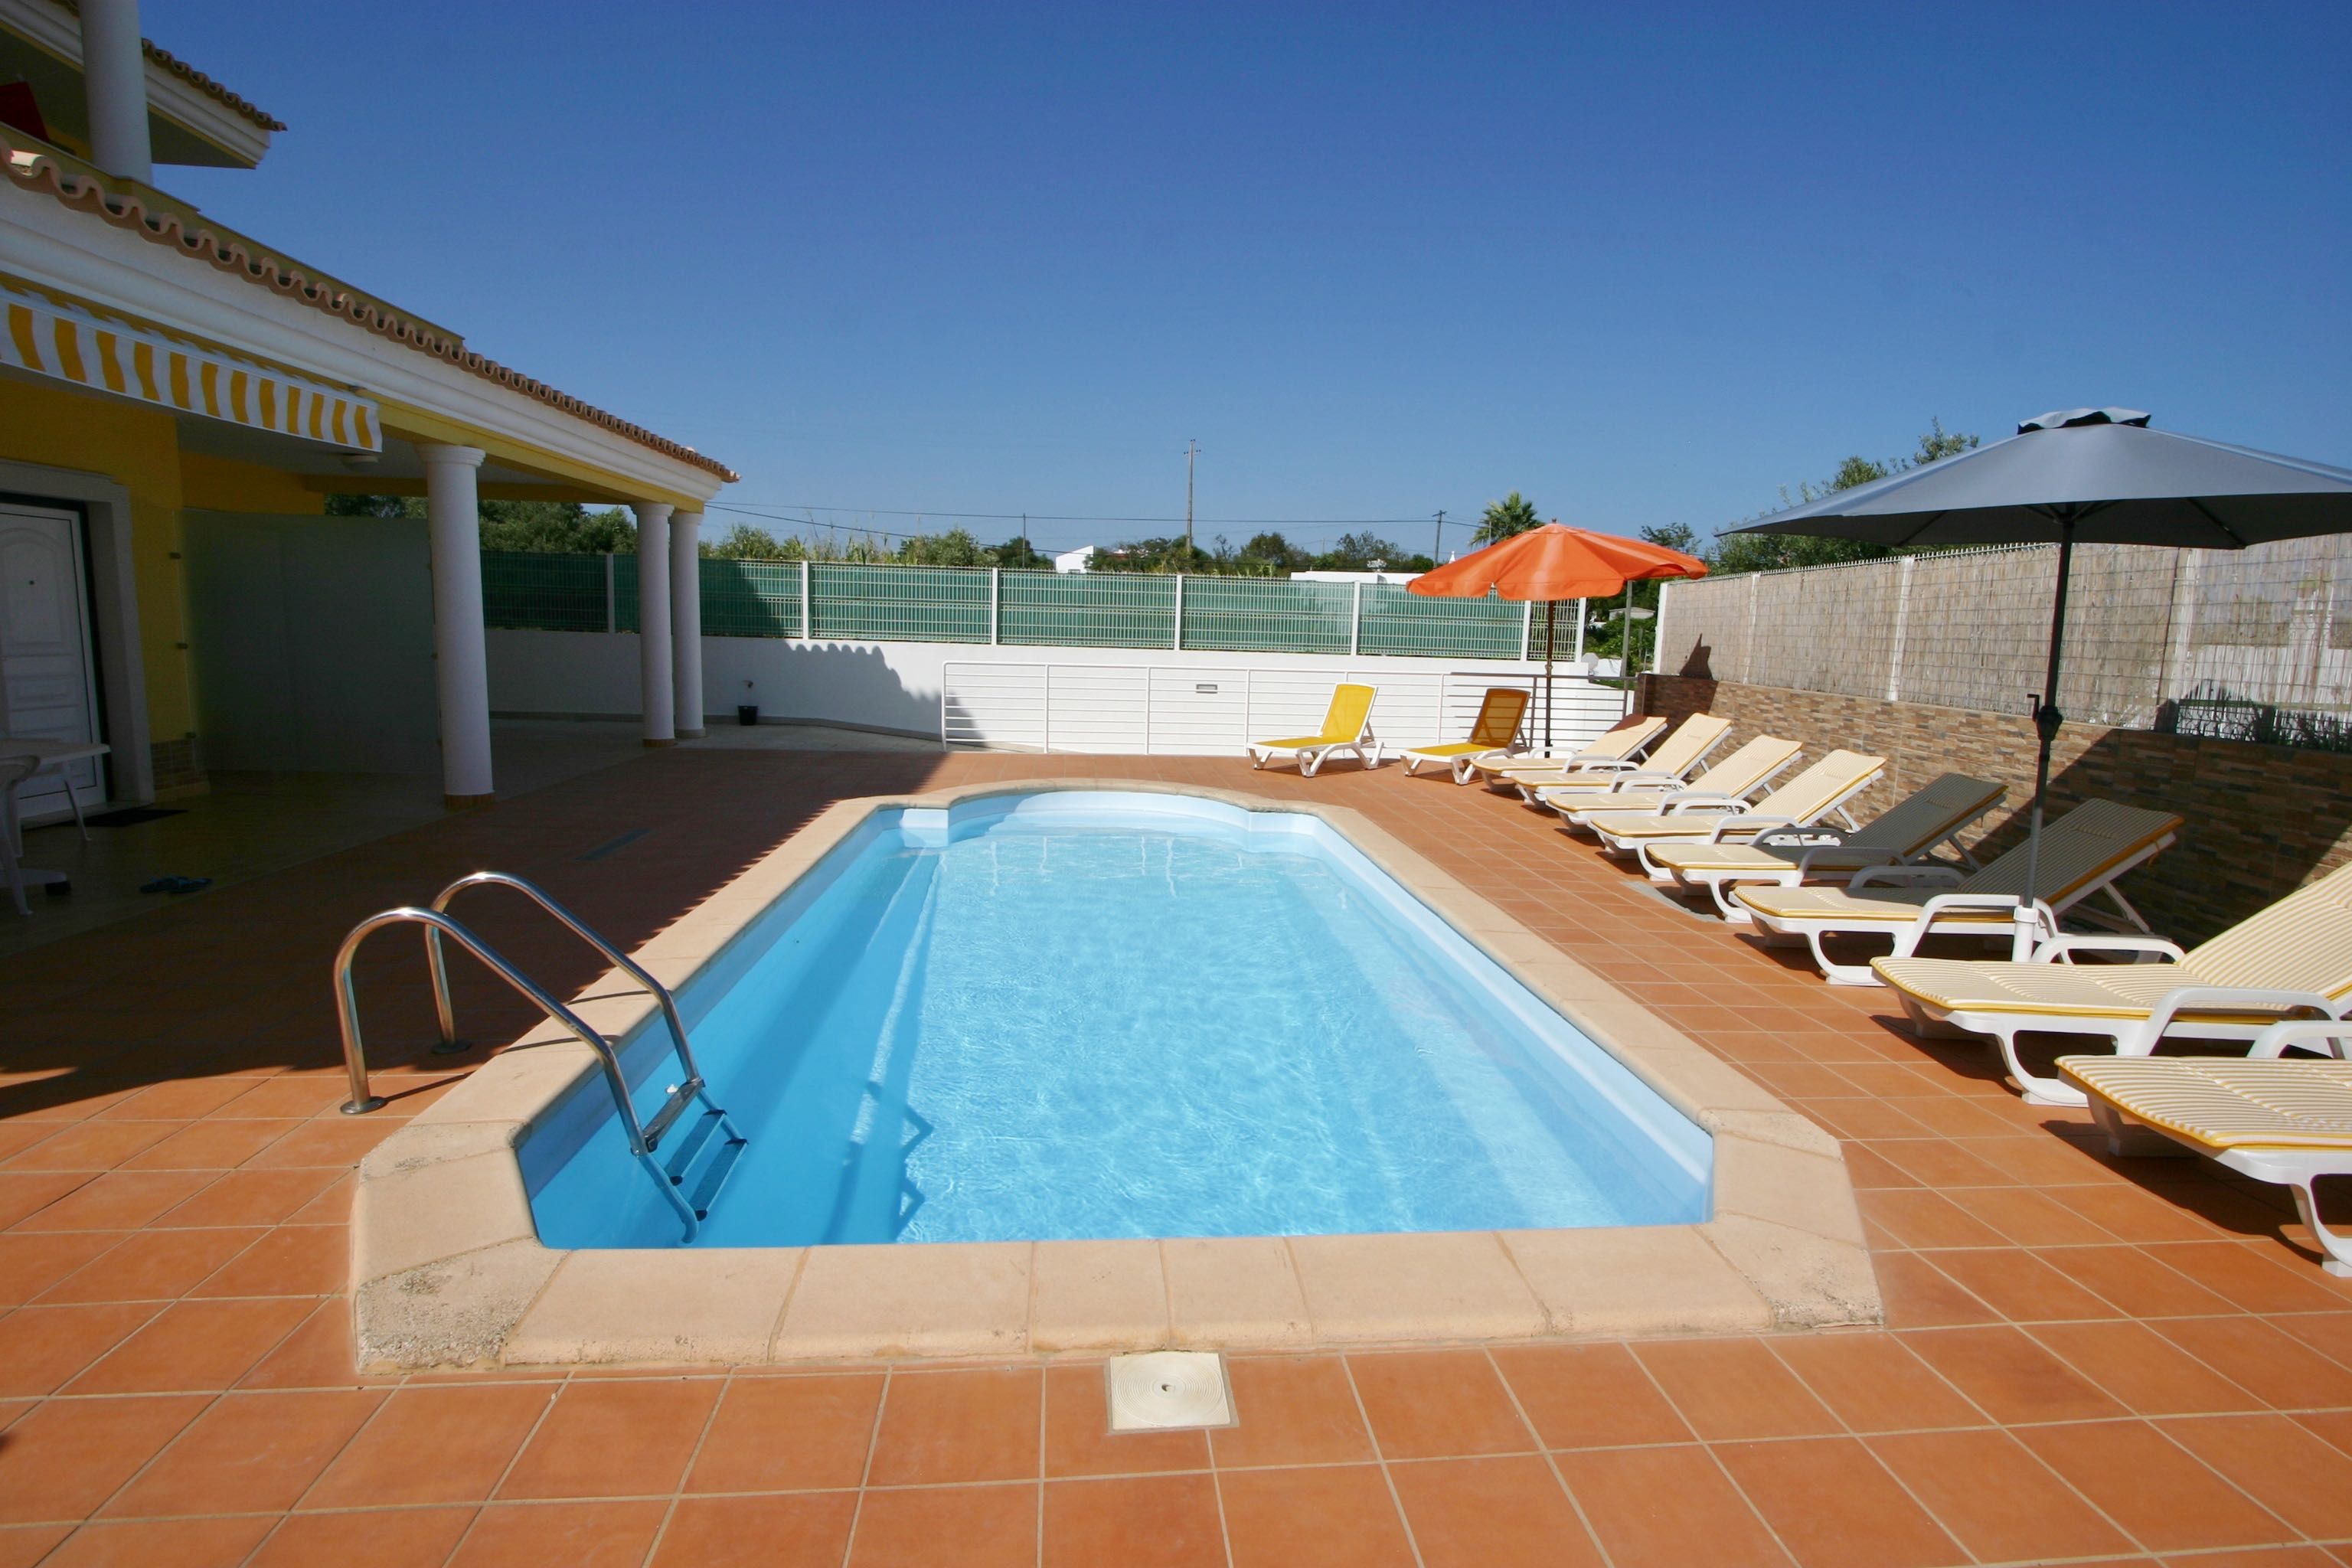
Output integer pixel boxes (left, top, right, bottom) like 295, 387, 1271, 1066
165, 2, 2350, 557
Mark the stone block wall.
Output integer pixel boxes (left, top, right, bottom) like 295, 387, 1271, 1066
1638, 674, 2352, 946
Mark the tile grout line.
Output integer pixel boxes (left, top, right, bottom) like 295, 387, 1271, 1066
1618, 1340, 1808, 1566
635, 1363, 733, 1568
1479, 1344, 1620, 1568
836, 1363, 894, 1566
1752, 1329, 1999, 1557
434, 1364, 570, 1563
1331, 1353, 1427, 1568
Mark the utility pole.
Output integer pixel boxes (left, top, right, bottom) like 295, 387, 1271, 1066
1432, 509, 1446, 564
1183, 439, 1200, 563
1021, 512, 1028, 564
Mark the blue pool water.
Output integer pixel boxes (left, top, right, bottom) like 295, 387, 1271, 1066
524, 792, 1710, 1248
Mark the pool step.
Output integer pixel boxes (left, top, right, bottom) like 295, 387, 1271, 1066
659, 1102, 748, 1221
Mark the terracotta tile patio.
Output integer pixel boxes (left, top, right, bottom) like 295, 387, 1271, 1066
4, 746, 2351, 1566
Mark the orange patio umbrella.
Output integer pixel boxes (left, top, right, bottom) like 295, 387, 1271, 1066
1410, 521, 1707, 754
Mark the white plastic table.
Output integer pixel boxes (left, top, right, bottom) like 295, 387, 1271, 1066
0, 737, 109, 892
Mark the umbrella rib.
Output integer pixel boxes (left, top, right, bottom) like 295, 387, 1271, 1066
2185, 497, 2249, 547
1894, 511, 1951, 547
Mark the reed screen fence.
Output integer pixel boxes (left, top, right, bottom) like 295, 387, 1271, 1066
480, 552, 1553, 662
1655, 536, 2352, 732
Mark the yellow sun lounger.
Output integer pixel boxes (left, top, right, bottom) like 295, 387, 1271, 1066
1584, 750, 1888, 869
1248, 683, 1380, 776
2061, 1039, 2352, 1274
1645, 773, 2005, 918
1543, 734, 1804, 828
1496, 713, 1733, 802
1733, 799, 2183, 988
1396, 687, 1534, 782
1469, 713, 1665, 791
1876, 856, 2352, 1105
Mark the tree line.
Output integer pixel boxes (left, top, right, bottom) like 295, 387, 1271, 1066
325, 417, 1975, 597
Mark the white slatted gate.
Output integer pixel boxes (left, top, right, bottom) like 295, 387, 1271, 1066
941, 662, 1631, 757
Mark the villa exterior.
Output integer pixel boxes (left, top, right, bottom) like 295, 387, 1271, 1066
0, 0, 731, 815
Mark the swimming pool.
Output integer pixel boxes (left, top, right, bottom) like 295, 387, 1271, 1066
523, 791, 1711, 1249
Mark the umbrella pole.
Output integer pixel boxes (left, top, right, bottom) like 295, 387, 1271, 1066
2020, 513, 2077, 954
1543, 599, 1556, 754
1624, 581, 1636, 717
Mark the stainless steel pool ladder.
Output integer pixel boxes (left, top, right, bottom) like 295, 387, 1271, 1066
332, 872, 743, 1240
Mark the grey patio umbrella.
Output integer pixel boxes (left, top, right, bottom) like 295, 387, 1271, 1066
1728, 407, 2352, 929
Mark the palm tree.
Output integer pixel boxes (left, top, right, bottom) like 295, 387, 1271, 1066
1473, 492, 1540, 546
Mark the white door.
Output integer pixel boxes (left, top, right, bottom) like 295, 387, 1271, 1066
0, 503, 103, 820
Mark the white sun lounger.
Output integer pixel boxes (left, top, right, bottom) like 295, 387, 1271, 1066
1877, 857, 2352, 1105
1584, 750, 1888, 873
1541, 734, 1804, 828
1643, 773, 2005, 919
1469, 711, 1667, 792
2061, 1037, 2352, 1274
1733, 799, 2183, 988
1493, 713, 1733, 802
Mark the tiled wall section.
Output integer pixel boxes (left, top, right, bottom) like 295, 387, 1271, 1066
1639, 673, 2352, 945
150, 733, 206, 797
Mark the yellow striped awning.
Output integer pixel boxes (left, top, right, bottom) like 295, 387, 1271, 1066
0, 278, 380, 450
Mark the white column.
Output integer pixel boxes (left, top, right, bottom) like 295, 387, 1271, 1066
418, 445, 493, 806
669, 510, 704, 737
79, 0, 153, 185
635, 502, 675, 744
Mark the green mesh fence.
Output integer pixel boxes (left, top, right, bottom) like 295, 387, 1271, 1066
699, 557, 802, 638
1178, 576, 1354, 653
999, 570, 1177, 647
480, 550, 609, 632
612, 554, 639, 633
809, 562, 990, 642
1357, 583, 1524, 658
482, 553, 1548, 660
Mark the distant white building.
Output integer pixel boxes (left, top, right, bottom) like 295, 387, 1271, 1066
1289, 569, 1423, 586
1053, 544, 1098, 573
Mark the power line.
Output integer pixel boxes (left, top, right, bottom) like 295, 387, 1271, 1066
707, 501, 1433, 528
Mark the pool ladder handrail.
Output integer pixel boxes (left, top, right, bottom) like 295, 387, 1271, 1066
333, 872, 717, 1160
421, 871, 716, 1155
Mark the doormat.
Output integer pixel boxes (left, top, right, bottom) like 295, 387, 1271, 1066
82, 807, 185, 827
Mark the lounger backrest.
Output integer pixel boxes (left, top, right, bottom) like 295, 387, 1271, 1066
1641, 714, 1734, 779
1573, 713, 1668, 764
1956, 800, 2184, 900
1852, 774, 2006, 854
1468, 688, 1532, 749
1684, 735, 1804, 798
2186, 858, 2352, 997
1318, 684, 1377, 743
1750, 750, 1887, 824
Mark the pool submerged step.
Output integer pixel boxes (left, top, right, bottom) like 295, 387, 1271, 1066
660, 1104, 749, 1221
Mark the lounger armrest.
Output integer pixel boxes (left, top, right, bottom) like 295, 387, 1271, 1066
2247, 1017, 2352, 1060
1914, 891, 2029, 921
1793, 843, 1900, 875
1597, 769, 1681, 789
1849, 864, 1962, 890
2030, 934, 2187, 965
1660, 792, 1746, 812
2133, 987, 2347, 1054
1707, 813, 1801, 842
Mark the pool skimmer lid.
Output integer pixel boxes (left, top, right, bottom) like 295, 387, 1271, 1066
1106, 1351, 1233, 1431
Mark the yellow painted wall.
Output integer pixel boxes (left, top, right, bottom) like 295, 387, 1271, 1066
179, 452, 325, 514
0, 377, 196, 741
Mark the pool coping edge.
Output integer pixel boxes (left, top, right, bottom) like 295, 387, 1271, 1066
351, 776, 1880, 1370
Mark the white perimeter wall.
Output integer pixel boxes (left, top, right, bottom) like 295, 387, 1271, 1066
488, 629, 1629, 756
